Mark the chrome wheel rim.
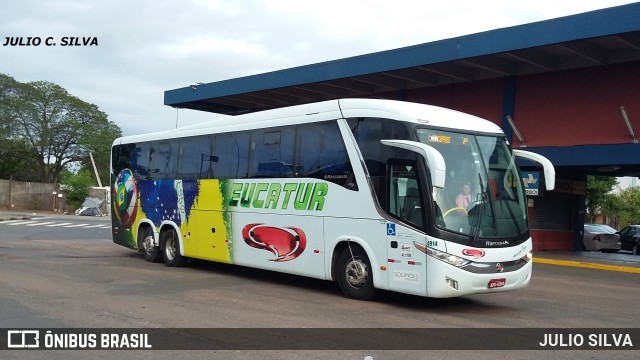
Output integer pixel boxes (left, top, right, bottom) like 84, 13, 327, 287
166, 237, 176, 260
143, 234, 154, 255
345, 258, 368, 288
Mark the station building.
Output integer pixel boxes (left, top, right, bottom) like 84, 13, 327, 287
165, 3, 640, 251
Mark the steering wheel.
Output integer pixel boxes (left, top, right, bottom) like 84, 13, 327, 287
442, 207, 468, 217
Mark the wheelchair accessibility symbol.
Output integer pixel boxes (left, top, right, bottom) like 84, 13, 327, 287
387, 223, 396, 236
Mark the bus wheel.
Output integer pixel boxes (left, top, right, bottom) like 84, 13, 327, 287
162, 229, 187, 267
337, 245, 377, 300
139, 226, 162, 263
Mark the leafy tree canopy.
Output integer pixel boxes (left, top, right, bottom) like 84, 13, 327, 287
585, 176, 618, 223
0, 73, 121, 184
60, 169, 95, 210
613, 186, 640, 228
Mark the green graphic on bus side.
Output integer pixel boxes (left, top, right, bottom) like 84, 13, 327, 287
219, 179, 234, 259
228, 182, 328, 211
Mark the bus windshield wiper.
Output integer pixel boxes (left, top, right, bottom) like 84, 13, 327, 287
472, 175, 486, 244
500, 193, 523, 236
473, 174, 498, 243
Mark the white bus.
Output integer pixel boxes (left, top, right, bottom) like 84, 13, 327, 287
110, 99, 554, 299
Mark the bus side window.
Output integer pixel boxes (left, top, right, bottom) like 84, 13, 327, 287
296, 121, 357, 190
178, 136, 212, 180
347, 117, 414, 204
112, 144, 134, 174
214, 132, 251, 179
250, 127, 295, 178
235, 132, 250, 179
132, 142, 151, 181
148, 142, 156, 179
152, 141, 176, 180
388, 162, 423, 228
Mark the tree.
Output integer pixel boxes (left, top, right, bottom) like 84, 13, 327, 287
0, 74, 18, 125
60, 169, 95, 210
0, 74, 36, 180
0, 138, 39, 181
615, 186, 640, 228
77, 121, 121, 187
585, 176, 618, 223
600, 191, 624, 228
0, 73, 122, 184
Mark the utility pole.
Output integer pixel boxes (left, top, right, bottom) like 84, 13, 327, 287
89, 152, 102, 187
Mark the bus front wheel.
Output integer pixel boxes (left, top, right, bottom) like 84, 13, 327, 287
162, 229, 187, 267
337, 245, 376, 300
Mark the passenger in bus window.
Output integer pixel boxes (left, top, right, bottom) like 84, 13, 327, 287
455, 184, 472, 211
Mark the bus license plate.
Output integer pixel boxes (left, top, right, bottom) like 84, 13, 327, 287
488, 278, 506, 289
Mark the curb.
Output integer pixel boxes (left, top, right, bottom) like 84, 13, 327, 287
534, 257, 640, 274
0, 216, 32, 221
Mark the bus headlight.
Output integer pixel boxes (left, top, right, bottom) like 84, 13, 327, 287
522, 251, 533, 262
426, 247, 471, 267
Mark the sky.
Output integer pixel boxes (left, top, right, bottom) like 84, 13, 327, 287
1, 0, 638, 137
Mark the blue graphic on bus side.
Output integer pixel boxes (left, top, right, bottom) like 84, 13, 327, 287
387, 223, 396, 236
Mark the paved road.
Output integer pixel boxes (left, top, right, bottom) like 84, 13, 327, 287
0, 212, 112, 240
3, 211, 640, 271
1, 213, 639, 359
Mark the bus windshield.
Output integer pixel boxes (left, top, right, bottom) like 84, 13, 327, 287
416, 129, 528, 240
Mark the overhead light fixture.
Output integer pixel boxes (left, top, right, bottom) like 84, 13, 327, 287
506, 115, 526, 147
619, 106, 637, 143
597, 165, 621, 172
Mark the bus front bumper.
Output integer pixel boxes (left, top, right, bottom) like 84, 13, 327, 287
426, 257, 533, 298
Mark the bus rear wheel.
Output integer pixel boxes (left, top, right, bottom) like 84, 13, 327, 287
162, 229, 187, 267
139, 226, 162, 263
337, 245, 376, 300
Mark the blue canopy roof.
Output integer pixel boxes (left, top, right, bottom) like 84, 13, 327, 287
165, 3, 640, 116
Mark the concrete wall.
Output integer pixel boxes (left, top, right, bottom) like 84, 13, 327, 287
0, 180, 109, 213
0, 179, 69, 212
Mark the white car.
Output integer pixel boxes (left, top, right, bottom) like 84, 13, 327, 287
583, 224, 621, 252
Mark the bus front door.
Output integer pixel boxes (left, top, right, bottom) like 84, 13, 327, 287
386, 161, 428, 296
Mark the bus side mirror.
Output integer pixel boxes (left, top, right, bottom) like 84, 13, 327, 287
381, 140, 446, 188
513, 149, 556, 191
